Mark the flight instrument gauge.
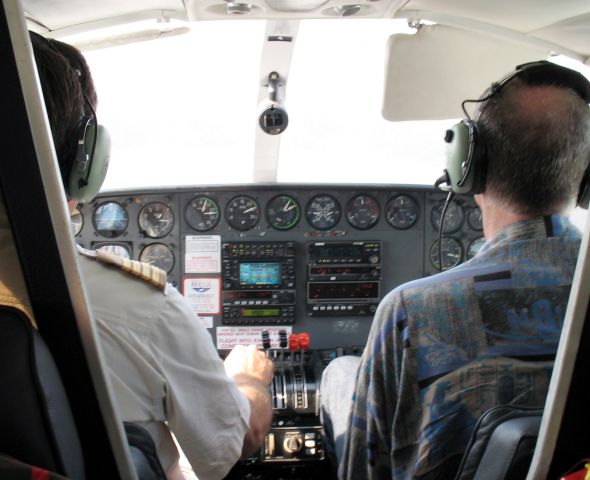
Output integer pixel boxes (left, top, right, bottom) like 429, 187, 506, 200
306, 194, 341, 230
140, 243, 175, 274
93, 202, 129, 238
185, 196, 220, 232
386, 194, 419, 229
430, 237, 463, 271
467, 236, 485, 260
266, 194, 301, 230
139, 202, 174, 238
346, 194, 380, 230
430, 200, 465, 233
71, 208, 84, 236
94, 243, 132, 259
225, 195, 260, 231
468, 206, 483, 231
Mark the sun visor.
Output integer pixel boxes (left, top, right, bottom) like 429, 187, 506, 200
382, 25, 550, 121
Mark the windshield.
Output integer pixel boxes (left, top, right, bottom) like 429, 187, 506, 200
82, 19, 453, 190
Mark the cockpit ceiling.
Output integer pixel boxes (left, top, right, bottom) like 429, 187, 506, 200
20, 0, 590, 60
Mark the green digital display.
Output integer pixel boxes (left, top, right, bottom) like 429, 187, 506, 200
242, 308, 280, 317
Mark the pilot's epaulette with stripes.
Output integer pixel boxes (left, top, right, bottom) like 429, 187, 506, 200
77, 245, 167, 291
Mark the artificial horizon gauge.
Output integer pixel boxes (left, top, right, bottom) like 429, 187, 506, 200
71, 208, 83, 236
467, 236, 485, 260
346, 194, 380, 230
306, 194, 341, 230
430, 237, 463, 270
430, 200, 465, 233
93, 243, 132, 259
225, 195, 260, 231
185, 196, 220, 232
139, 243, 175, 274
138, 202, 174, 238
468, 206, 483, 231
266, 194, 301, 230
93, 201, 129, 238
386, 194, 419, 229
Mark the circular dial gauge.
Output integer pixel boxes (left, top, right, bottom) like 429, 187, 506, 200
266, 195, 301, 230
94, 243, 131, 259
225, 195, 260, 231
93, 202, 129, 238
430, 200, 465, 233
346, 194, 380, 230
306, 194, 341, 230
71, 208, 83, 236
140, 243, 175, 274
138, 202, 174, 238
467, 236, 485, 260
468, 206, 483, 231
430, 237, 463, 271
386, 195, 419, 229
185, 196, 220, 232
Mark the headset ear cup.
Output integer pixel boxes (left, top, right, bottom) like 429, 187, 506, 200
68, 124, 111, 203
444, 120, 476, 194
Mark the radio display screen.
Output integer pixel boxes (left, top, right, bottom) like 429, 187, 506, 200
242, 308, 281, 317
308, 281, 379, 300
309, 243, 364, 261
240, 262, 281, 286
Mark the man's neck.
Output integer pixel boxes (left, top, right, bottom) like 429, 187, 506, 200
475, 194, 538, 240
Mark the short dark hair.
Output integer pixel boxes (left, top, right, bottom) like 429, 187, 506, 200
476, 77, 590, 215
29, 32, 97, 188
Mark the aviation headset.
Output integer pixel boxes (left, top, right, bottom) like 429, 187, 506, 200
31, 32, 111, 204
440, 60, 590, 208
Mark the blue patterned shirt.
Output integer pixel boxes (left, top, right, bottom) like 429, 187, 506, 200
341, 215, 581, 479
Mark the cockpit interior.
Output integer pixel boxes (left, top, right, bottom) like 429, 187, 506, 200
2, 0, 590, 479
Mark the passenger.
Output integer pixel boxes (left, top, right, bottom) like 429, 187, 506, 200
320, 64, 590, 479
1, 33, 273, 480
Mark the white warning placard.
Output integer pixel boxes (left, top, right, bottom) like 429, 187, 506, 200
216, 326, 293, 350
185, 235, 221, 273
183, 277, 220, 316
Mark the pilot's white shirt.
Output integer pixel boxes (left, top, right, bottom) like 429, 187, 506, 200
78, 253, 251, 480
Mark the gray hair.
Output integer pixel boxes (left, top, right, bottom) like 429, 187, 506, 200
476, 77, 590, 215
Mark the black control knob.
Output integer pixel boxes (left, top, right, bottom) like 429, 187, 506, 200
283, 433, 303, 453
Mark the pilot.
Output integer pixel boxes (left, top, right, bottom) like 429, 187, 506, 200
320, 62, 590, 479
0, 33, 274, 480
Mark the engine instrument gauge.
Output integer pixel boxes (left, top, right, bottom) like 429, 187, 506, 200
139, 202, 174, 238
468, 206, 483, 231
467, 236, 485, 259
140, 243, 175, 274
71, 208, 83, 236
266, 195, 301, 230
185, 196, 220, 232
225, 195, 260, 231
430, 200, 465, 233
430, 237, 463, 271
306, 194, 341, 230
385, 195, 419, 229
93, 202, 129, 238
346, 194, 380, 230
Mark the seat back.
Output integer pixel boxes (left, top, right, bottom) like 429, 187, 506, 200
0, 306, 85, 479
454, 405, 543, 480
124, 423, 167, 480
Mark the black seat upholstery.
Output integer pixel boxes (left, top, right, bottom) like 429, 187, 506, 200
0, 305, 85, 479
454, 405, 543, 480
